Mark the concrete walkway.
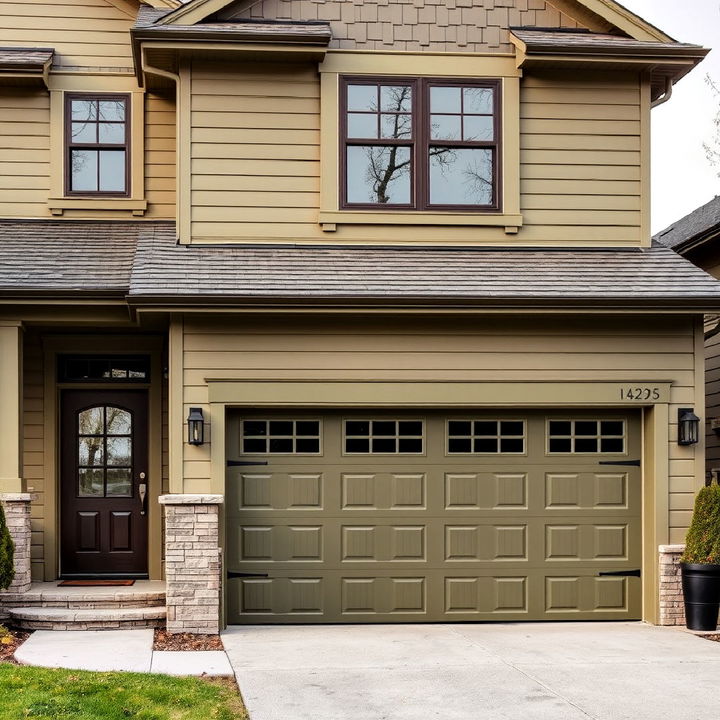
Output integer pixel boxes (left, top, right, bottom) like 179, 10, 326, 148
223, 622, 720, 720
15, 629, 234, 676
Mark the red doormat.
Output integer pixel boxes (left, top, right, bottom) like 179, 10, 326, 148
58, 580, 135, 587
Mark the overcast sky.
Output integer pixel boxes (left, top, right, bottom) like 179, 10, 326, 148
616, 0, 720, 233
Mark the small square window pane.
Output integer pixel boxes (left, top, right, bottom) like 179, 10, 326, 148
243, 438, 266, 453
79, 437, 104, 465
463, 87, 493, 114
99, 99, 125, 121
347, 84, 377, 112
500, 438, 524, 454
373, 421, 396, 436
501, 421, 524, 436
269, 438, 293, 453
98, 123, 125, 144
381, 113, 412, 139
601, 421, 624, 436
448, 421, 471, 436
430, 115, 461, 141
295, 438, 320, 453
429, 147, 492, 206
106, 408, 131, 435
346, 421, 370, 436
430, 86, 461, 113
474, 438, 498, 453
463, 115, 494, 141
474, 421, 497, 436
66, 359, 89, 380
575, 421, 598, 436
269, 421, 293, 435
399, 421, 422, 436
398, 438, 422, 453
575, 438, 598, 453
106, 468, 132, 497
78, 468, 104, 497
72, 122, 96, 143
549, 438, 571, 453
347, 146, 411, 205
296, 421, 319, 436
348, 113, 378, 139
110, 367, 128, 378
71, 150, 98, 191
346, 438, 369, 453
107, 437, 131, 466
243, 421, 266, 437
601, 438, 625, 453
99, 150, 125, 192
549, 421, 571, 436
71, 99, 96, 121
372, 437, 396, 453
448, 438, 472, 453
88, 359, 110, 378
79, 407, 104, 435
381, 85, 412, 113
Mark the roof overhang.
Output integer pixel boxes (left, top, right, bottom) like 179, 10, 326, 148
0, 47, 54, 88
510, 29, 709, 101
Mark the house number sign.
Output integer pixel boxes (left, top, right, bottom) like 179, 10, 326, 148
619, 387, 662, 401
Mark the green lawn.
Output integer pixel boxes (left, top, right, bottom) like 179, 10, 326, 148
0, 664, 247, 720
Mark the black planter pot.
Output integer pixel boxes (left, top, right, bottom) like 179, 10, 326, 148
681, 563, 720, 631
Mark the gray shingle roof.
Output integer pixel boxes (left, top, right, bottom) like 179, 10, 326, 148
0, 46, 54, 70
653, 196, 720, 251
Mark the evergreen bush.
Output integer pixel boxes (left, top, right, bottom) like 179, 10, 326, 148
0, 505, 14, 590
681, 480, 720, 565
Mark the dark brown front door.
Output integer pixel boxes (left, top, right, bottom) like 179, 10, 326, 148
61, 390, 148, 577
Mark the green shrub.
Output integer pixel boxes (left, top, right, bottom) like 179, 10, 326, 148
681, 480, 720, 564
0, 506, 14, 590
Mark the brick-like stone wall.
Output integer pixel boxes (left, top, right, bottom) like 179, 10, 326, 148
0, 493, 32, 596
659, 544, 685, 626
160, 494, 223, 635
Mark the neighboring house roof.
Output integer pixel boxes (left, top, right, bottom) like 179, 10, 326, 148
653, 196, 720, 253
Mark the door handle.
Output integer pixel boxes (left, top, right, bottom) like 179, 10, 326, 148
139, 473, 147, 515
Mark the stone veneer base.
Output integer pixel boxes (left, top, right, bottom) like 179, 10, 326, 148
659, 544, 685, 626
0, 493, 32, 597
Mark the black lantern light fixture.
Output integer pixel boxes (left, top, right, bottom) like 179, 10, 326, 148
188, 407, 205, 446
678, 408, 700, 446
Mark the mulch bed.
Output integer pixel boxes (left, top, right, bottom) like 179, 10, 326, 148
153, 629, 224, 651
0, 626, 30, 664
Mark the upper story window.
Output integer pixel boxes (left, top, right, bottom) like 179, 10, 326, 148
65, 94, 130, 196
341, 77, 500, 211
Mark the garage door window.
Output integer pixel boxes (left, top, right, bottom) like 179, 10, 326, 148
447, 419, 525, 454
344, 420, 424, 454
547, 419, 625, 454
241, 419, 321, 454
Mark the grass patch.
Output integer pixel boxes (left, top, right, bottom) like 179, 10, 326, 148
0, 664, 247, 720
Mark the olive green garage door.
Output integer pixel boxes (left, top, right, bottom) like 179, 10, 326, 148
225, 410, 641, 623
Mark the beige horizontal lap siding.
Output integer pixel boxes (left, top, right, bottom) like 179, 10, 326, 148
706, 331, 720, 477
146, 94, 176, 220
189, 62, 321, 241
22, 329, 45, 581
0, 90, 50, 219
519, 74, 642, 245
180, 313, 698, 544
0, 0, 134, 68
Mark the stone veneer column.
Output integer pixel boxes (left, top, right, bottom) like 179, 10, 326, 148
0, 493, 32, 595
659, 544, 685, 626
159, 494, 223, 635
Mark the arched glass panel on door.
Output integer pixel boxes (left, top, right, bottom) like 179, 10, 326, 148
77, 406, 133, 497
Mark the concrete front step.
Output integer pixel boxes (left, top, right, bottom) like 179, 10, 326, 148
9, 606, 167, 631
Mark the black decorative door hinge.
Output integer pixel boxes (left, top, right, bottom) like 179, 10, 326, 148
598, 569, 641, 578
598, 460, 641, 467
227, 571, 270, 579
226, 460, 269, 467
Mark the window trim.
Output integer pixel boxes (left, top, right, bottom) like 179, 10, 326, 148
340, 76, 502, 213
64, 92, 131, 198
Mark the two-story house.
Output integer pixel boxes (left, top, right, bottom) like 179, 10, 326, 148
0, 0, 718, 635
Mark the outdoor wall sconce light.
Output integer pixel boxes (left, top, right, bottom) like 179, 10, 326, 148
678, 408, 700, 446
188, 407, 205, 446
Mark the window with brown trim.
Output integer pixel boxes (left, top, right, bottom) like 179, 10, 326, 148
65, 94, 130, 196
341, 77, 500, 211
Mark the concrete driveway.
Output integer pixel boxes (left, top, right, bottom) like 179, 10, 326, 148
223, 622, 720, 720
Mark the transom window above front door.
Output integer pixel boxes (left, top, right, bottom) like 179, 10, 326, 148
341, 77, 500, 211
65, 94, 129, 196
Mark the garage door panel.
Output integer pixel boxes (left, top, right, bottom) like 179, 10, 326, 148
227, 410, 641, 623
